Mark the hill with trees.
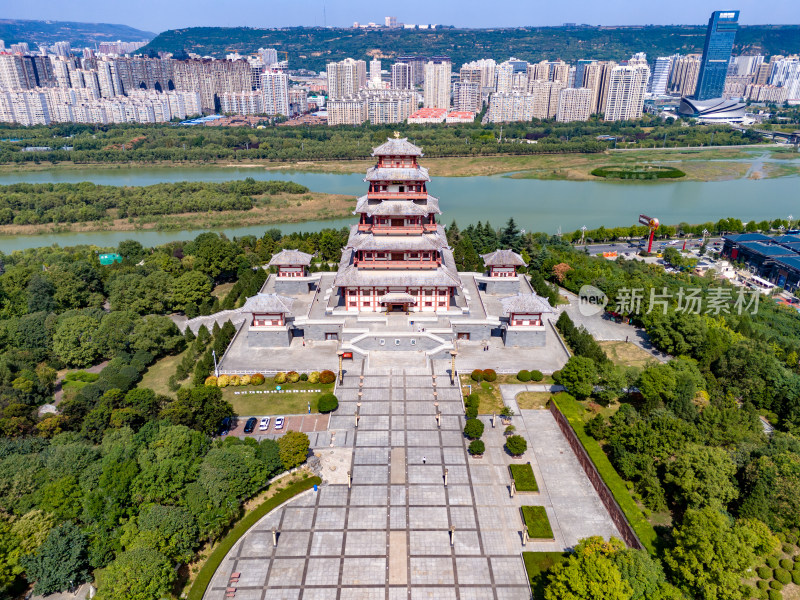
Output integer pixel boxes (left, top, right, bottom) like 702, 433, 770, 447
0, 19, 155, 48
141, 25, 800, 70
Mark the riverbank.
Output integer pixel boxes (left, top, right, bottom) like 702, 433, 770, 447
0, 145, 795, 182
0, 191, 355, 236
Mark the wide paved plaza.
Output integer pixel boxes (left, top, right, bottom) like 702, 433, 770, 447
205, 366, 620, 600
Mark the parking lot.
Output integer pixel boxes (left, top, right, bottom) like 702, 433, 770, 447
226, 413, 330, 438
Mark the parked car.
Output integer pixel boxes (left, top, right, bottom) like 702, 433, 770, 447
243, 417, 258, 434
259, 417, 270, 431
274, 416, 284, 430
218, 417, 231, 436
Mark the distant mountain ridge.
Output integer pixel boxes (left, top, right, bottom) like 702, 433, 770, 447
141, 24, 800, 70
0, 18, 155, 48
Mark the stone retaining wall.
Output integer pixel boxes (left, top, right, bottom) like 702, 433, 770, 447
548, 402, 643, 550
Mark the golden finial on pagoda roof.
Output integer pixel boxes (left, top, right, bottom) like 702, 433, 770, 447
394, 131, 400, 138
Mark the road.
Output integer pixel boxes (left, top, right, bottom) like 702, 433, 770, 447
578, 237, 723, 256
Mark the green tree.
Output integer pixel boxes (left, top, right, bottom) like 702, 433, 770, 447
162, 386, 234, 436
545, 537, 633, 600
131, 315, 184, 357
95, 548, 175, 600
278, 430, 310, 470
555, 356, 598, 399
97, 311, 138, 357
664, 508, 778, 600
170, 271, 212, 312
20, 522, 91, 596
664, 444, 738, 512
129, 504, 198, 563
52, 314, 102, 367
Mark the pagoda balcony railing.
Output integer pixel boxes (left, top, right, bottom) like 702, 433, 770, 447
355, 260, 440, 269
367, 191, 428, 200
357, 224, 437, 234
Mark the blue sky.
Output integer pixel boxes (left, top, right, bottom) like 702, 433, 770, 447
6, 0, 799, 33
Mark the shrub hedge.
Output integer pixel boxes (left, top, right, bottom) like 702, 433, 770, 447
758, 567, 773, 580
505, 435, 528, 456
471, 369, 484, 382
482, 369, 497, 382
590, 165, 686, 180
775, 569, 791, 585
468, 440, 485, 455
517, 370, 531, 382
319, 370, 336, 384
464, 418, 485, 440
530, 370, 544, 382
318, 393, 338, 413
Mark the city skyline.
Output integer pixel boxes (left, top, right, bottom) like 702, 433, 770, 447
3, 0, 800, 34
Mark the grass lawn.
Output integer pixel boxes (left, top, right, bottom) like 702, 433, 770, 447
211, 282, 235, 299
522, 552, 569, 599
510, 463, 539, 492
516, 392, 551, 410
599, 341, 657, 369
460, 375, 504, 415
521, 506, 554, 539
221, 381, 335, 416
138, 349, 190, 397
552, 392, 657, 553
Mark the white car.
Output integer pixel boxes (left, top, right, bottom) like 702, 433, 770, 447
274, 417, 284, 430
259, 417, 270, 431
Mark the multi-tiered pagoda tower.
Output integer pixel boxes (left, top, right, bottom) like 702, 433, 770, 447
333, 136, 462, 313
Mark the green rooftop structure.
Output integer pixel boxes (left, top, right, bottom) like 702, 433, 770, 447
99, 253, 122, 265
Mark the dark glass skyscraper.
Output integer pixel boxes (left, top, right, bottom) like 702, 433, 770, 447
694, 10, 740, 100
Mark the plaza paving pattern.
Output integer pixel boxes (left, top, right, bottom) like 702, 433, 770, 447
205, 366, 619, 600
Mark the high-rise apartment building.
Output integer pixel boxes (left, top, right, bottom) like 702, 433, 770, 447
391, 62, 413, 90
581, 61, 617, 115
527, 80, 564, 119
0, 55, 30, 90
695, 10, 739, 100
423, 59, 451, 109
731, 55, 764, 77
668, 55, 702, 96
649, 56, 673, 95
459, 59, 497, 93
556, 87, 593, 122
327, 58, 367, 99
603, 63, 650, 121
327, 97, 368, 125
396, 56, 428, 85
453, 81, 480, 113
370, 59, 382, 83
261, 70, 289, 115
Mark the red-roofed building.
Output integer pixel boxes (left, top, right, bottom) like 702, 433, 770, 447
445, 111, 476, 123
408, 108, 447, 124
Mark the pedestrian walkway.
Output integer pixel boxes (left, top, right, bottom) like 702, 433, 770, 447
204, 366, 531, 600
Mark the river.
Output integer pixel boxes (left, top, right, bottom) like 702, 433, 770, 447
0, 163, 799, 252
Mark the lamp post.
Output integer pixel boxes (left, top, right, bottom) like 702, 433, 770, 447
337, 350, 344, 385
347, 469, 352, 489
355, 402, 361, 427
449, 525, 456, 546
580, 225, 587, 246
510, 480, 516, 498
434, 401, 441, 427
450, 350, 457, 386
272, 527, 278, 547
444, 468, 449, 487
